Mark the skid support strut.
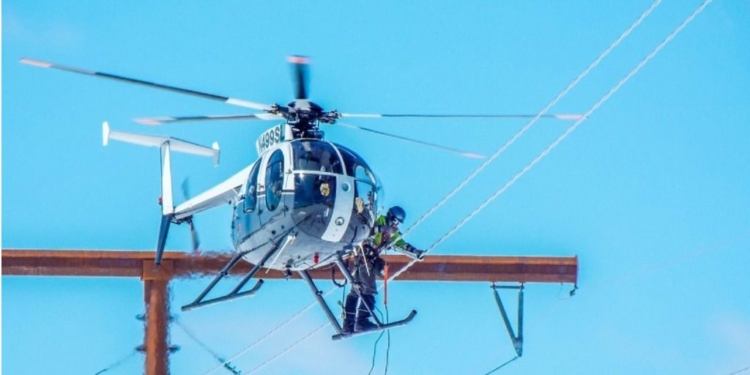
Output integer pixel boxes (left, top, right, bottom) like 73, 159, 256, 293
181, 239, 285, 311
491, 284, 524, 357
298, 269, 344, 333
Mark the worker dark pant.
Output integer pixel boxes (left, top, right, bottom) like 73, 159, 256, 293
353, 260, 378, 295
343, 260, 378, 328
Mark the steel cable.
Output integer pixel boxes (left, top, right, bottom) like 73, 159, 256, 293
471, 2, 716, 373
92, 351, 137, 375
393, 0, 714, 284
482, 356, 519, 375
175, 318, 242, 375
401, 0, 663, 238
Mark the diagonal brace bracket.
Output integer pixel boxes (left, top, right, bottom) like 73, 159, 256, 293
491, 283, 524, 357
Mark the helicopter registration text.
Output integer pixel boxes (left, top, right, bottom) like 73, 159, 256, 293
256, 125, 284, 155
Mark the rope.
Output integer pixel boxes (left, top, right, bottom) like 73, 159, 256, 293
368, 309, 387, 375
368, 330, 387, 375
401, 0, 663, 239
385, 306, 391, 375
729, 366, 750, 375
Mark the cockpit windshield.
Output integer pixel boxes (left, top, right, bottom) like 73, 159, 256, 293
293, 174, 336, 210
335, 144, 382, 217
289, 141, 382, 239
335, 145, 378, 181
291, 140, 343, 174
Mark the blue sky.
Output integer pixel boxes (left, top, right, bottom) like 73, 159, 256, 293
3, 1, 750, 374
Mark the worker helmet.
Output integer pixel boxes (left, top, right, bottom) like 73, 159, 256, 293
386, 206, 406, 225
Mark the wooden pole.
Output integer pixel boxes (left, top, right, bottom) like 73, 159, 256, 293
141, 259, 174, 375
143, 279, 170, 375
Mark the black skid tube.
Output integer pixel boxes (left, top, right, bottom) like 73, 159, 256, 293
331, 310, 417, 341
181, 244, 277, 312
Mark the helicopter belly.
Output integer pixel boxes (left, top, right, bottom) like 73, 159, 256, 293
238, 229, 345, 271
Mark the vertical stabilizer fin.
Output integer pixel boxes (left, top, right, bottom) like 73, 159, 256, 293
101, 121, 220, 265
160, 142, 174, 215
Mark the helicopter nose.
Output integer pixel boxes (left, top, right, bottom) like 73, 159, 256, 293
291, 173, 368, 244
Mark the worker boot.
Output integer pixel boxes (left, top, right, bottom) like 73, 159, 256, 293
354, 294, 378, 332
342, 293, 358, 334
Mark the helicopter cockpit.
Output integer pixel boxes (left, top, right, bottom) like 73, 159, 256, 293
289, 139, 381, 245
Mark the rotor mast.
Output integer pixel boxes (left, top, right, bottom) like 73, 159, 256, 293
265, 55, 341, 139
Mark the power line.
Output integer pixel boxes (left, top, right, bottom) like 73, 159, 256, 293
401, 0, 663, 239
475, 3, 719, 373
391, 0, 714, 284
200, 288, 337, 375
245, 322, 329, 375
174, 318, 241, 375
92, 350, 137, 375
482, 356, 519, 375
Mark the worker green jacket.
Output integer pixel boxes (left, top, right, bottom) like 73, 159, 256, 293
369, 214, 410, 252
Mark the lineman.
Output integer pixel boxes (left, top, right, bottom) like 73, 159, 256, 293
342, 206, 424, 333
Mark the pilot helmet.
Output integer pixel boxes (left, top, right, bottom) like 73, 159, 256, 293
386, 206, 406, 226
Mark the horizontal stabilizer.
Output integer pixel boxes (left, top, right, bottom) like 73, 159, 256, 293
102, 122, 220, 166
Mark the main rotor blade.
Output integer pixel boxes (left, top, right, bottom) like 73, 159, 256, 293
288, 55, 310, 100
340, 113, 585, 120
20, 58, 275, 111
135, 113, 282, 125
335, 122, 485, 159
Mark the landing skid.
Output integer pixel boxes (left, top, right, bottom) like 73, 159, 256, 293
181, 238, 286, 312
298, 251, 417, 341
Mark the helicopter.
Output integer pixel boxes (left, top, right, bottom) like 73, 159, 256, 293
20, 56, 581, 340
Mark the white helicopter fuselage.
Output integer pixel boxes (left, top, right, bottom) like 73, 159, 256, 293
167, 125, 382, 272
229, 137, 380, 271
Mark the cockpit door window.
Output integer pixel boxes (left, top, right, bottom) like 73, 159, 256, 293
265, 150, 284, 211
244, 161, 261, 212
